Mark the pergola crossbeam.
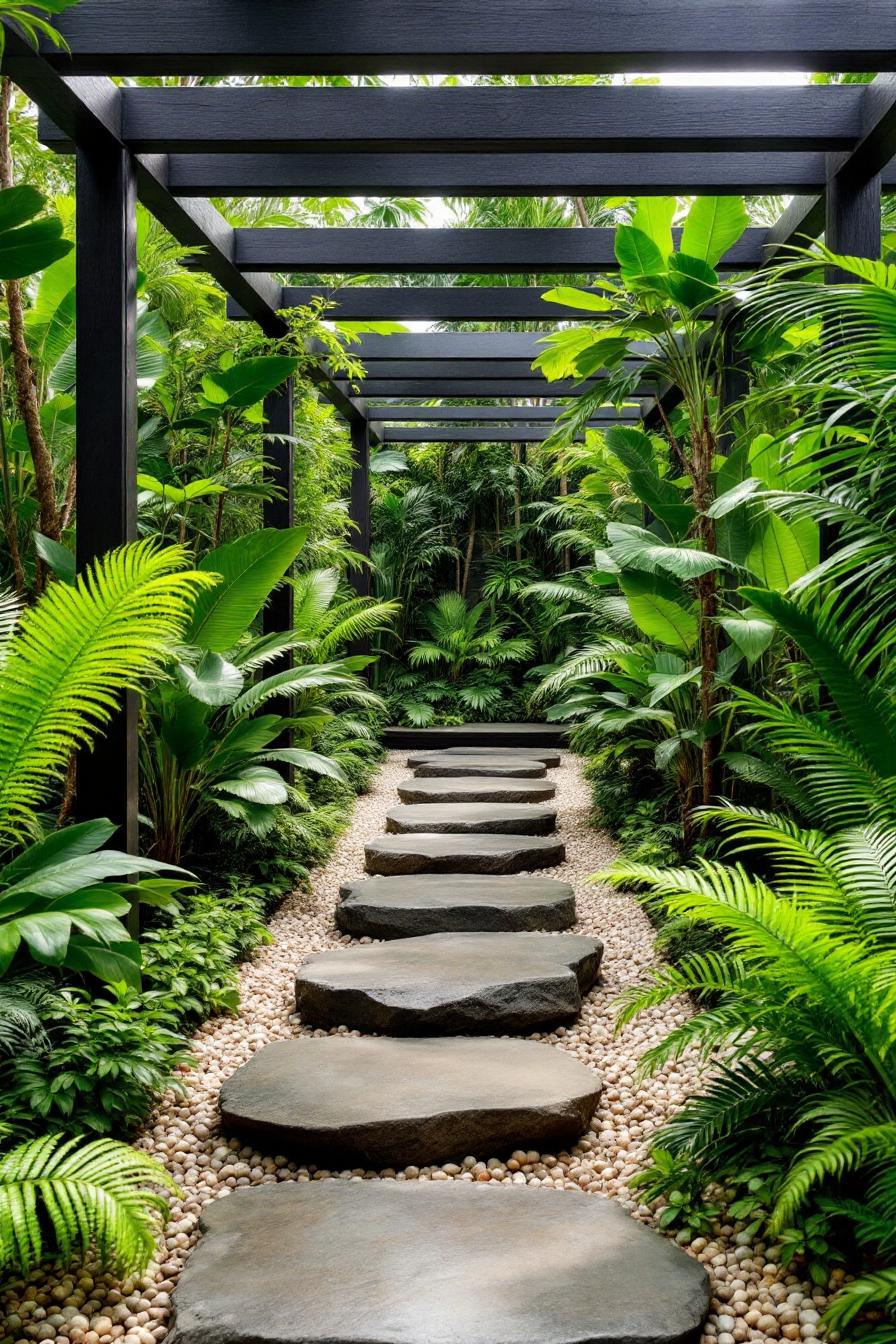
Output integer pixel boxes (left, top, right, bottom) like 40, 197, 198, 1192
232, 226, 768, 274
40, 84, 871, 155
43, 0, 896, 75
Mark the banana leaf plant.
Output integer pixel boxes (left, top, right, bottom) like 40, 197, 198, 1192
141, 528, 386, 864
535, 195, 754, 805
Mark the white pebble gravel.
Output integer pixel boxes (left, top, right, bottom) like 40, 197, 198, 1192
1, 752, 845, 1344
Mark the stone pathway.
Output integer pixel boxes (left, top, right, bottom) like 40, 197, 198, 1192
169, 730, 710, 1344
3, 742, 835, 1344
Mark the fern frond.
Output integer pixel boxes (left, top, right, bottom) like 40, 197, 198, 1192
0, 1133, 180, 1277
0, 542, 212, 845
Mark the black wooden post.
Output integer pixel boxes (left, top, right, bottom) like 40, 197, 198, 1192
75, 141, 139, 855
718, 313, 750, 458
262, 378, 295, 752
349, 416, 371, 600
262, 377, 295, 637
825, 156, 882, 280
822, 157, 881, 569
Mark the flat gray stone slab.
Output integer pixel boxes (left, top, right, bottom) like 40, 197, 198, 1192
397, 775, 556, 805
414, 755, 546, 778
384, 722, 567, 750
408, 746, 562, 767
295, 931, 601, 1033
386, 802, 557, 835
169, 1182, 711, 1344
219, 1036, 601, 1167
365, 831, 564, 875
337, 874, 576, 938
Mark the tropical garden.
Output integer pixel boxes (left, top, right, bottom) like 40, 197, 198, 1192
0, 7, 893, 1341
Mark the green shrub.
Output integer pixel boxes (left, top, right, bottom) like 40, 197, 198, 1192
0, 985, 191, 1138
142, 885, 273, 1020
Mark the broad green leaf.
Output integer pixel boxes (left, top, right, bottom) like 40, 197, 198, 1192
0, 187, 72, 280
542, 286, 615, 313
619, 572, 700, 652
667, 253, 721, 310
614, 225, 666, 279
607, 522, 730, 579
65, 934, 142, 988
0, 820, 116, 889
746, 514, 818, 590
188, 527, 309, 652
533, 326, 602, 381
33, 532, 75, 584
679, 196, 749, 267
16, 911, 71, 964
705, 477, 763, 519
632, 198, 676, 258
718, 609, 776, 664
201, 355, 300, 410
176, 652, 244, 706
0, 922, 21, 975
212, 767, 290, 806
647, 666, 701, 707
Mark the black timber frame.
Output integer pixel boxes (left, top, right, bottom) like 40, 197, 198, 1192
5, 8, 896, 851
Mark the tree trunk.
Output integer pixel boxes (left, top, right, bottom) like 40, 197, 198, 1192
691, 420, 719, 809
558, 473, 571, 572
462, 510, 476, 598
0, 78, 60, 543
512, 444, 522, 562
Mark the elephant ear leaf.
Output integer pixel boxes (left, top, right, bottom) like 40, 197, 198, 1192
619, 571, 699, 652
679, 196, 749, 268
187, 528, 309, 652
0, 185, 72, 280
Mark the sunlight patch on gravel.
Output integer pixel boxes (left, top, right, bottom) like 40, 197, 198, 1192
2, 752, 833, 1344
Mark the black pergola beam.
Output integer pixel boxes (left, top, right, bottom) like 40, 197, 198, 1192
1, 38, 368, 427
43, 85, 870, 155
374, 425, 635, 443
337, 380, 654, 398
763, 75, 896, 264
233, 227, 768, 274
43, 0, 896, 75
363, 405, 639, 423
314, 333, 652, 362
329, 359, 644, 380
231, 287, 617, 323
139, 152, 896, 199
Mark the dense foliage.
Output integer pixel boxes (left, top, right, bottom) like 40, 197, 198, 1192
0, 21, 894, 1337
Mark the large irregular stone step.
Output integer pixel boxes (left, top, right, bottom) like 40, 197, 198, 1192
365, 831, 564, 875
397, 775, 556, 805
169, 1182, 711, 1344
408, 745, 562, 768
219, 1036, 602, 1167
337, 874, 576, 937
384, 721, 568, 750
386, 802, 557, 835
295, 931, 601, 1033
414, 755, 546, 778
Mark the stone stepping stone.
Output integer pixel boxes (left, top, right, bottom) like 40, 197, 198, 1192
386, 802, 557, 835
336, 874, 576, 937
219, 1036, 602, 1167
384, 721, 567, 750
169, 1182, 711, 1344
365, 831, 564, 875
408, 745, 562, 767
295, 931, 601, 1033
397, 775, 556, 805
414, 755, 546, 778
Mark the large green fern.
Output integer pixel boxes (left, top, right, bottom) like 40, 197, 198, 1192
0, 1132, 180, 1276
0, 541, 213, 845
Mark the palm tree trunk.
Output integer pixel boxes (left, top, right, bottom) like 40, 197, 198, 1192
512, 444, 522, 562
462, 509, 476, 598
0, 78, 60, 544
